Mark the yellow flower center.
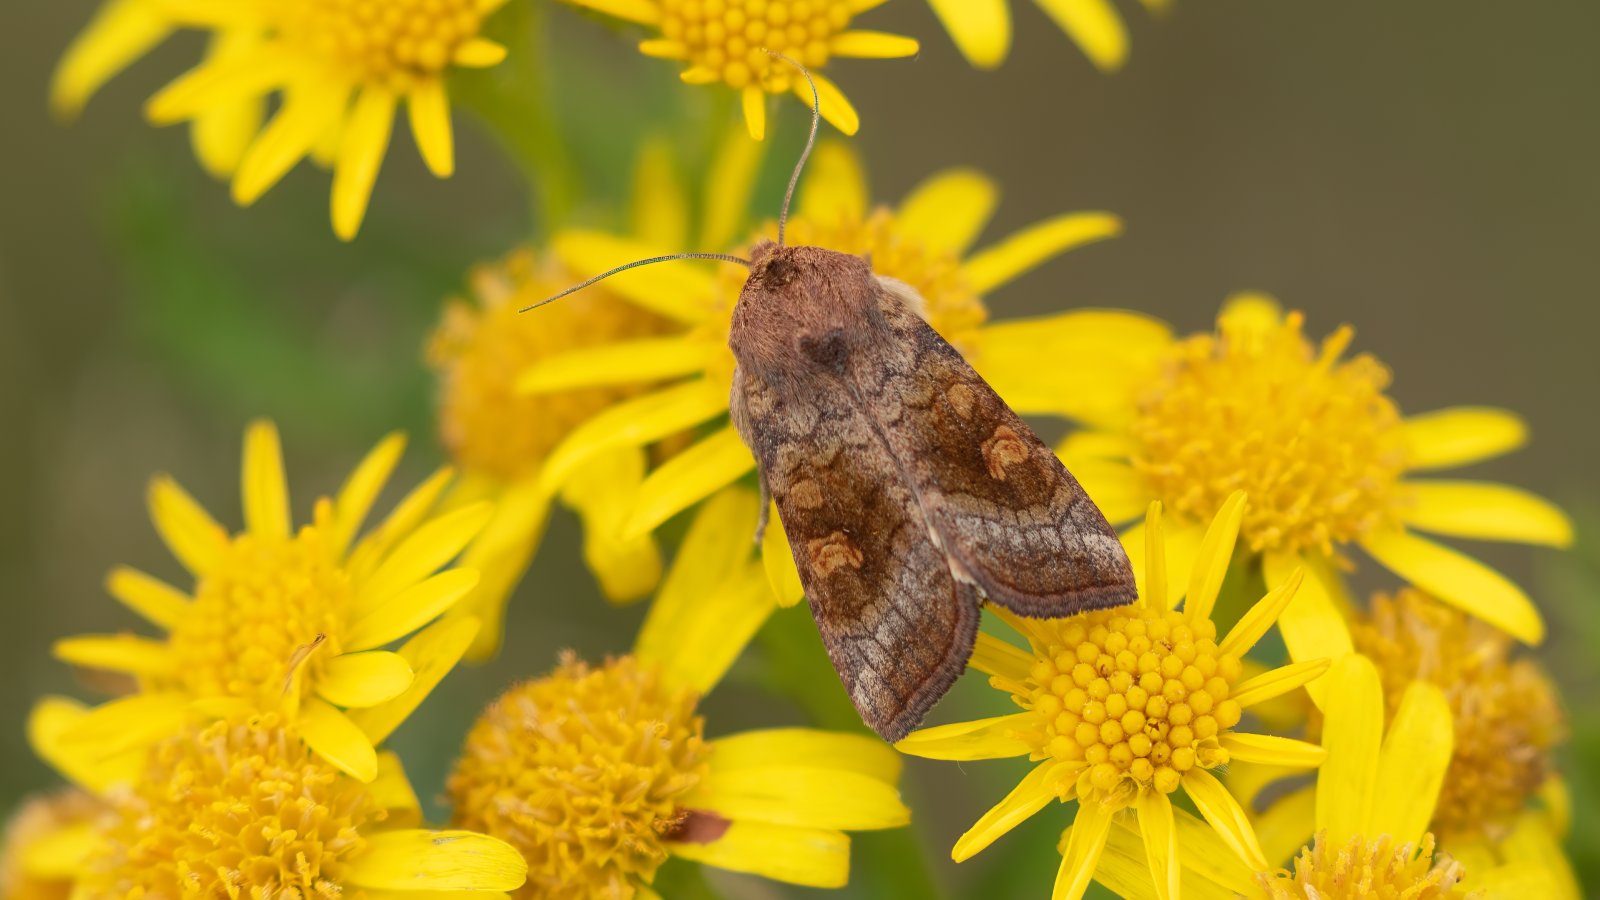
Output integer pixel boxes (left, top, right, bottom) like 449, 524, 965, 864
1019, 607, 1243, 805
276, 0, 485, 87
448, 654, 712, 900
1130, 307, 1406, 556
1, 789, 105, 900
659, 0, 854, 92
82, 715, 380, 897
1354, 589, 1563, 842
1256, 832, 1468, 899
166, 527, 349, 707
429, 248, 669, 482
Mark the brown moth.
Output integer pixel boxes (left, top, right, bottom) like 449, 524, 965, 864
531, 60, 1136, 742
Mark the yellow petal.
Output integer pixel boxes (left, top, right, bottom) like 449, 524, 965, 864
926, 0, 1011, 68
60, 692, 189, 759
642, 561, 774, 694
145, 51, 296, 125
976, 308, 1168, 419
1402, 406, 1527, 470
331, 432, 407, 557
551, 230, 719, 323
742, 84, 767, 141
1059, 458, 1147, 527
559, 449, 662, 604
29, 698, 146, 792
344, 830, 528, 891
561, 0, 660, 25
1034, 0, 1129, 71
637, 487, 759, 668
535, 381, 727, 496
897, 713, 1033, 761
796, 70, 859, 136
830, 30, 921, 58
53, 634, 171, 676
687, 765, 908, 830
630, 137, 687, 248
347, 466, 456, 582
1315, 653, 1383, 845
761, 504, 806, 607
346, 569, 480, 651
1359, 528, 1543, 644
407, 78, 455, 178
1402, 480, 1573, 547
795, 139, 868, 225
370, 751, 423, 828
189, 34, 266, 178
1253, 783, 1316, 872
348, 616, 480, 744
896, 168, 999, 256
1185, 491, 1247, 625
969, 630, 1034, 681
711, 728, 901, 784
1181, 767, 1267, 870
964, 211, 1122, 294
1141, 502, 1165, 610
452, 37, 508, 67
953, 760, 1076, 862
105, 566, 188, 629
300, 697, 378, 782
622, 425, 756, 539
147, 475, 230, 576
1058, 431, 1137, 462
1094, 812, 1248, 900
1055, 799, 1116, 900
17, 821, 98, 879
332, 86, 397, 240
1121, 518, 1204, 610
667, 821, 849, 889
51, 0, 172, 118
354, 502, 491, 616
1135, 791, 1179, 900
1369, 680, 1452, 848
1470, 811, 1583, 899
317, 651, 414, 708
639, 38, 688, 60
233, 81, 350, 204
1219, 567, 1302, 658
1264, 550, 1351, 707
1219, 732, 1327, 769
700, 121, 767, 249
241, 419, 291, 539
1230, 658, 1331, 709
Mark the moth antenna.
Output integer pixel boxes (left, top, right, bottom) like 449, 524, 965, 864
521, 252, 750, 312
765, 49, 819, 248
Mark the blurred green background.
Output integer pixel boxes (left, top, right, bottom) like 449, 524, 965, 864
2, 1, 1597, 897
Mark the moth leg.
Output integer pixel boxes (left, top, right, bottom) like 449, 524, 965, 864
753, 465, 771, 544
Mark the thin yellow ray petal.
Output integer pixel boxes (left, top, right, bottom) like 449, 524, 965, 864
241, 419, 291, 539
1402, 406, 1527, 470
348, 616, 480, 744
149, 0, 261, 26
687, 765, 909, 830
797, 71, 860, 136
926, 0, 1011, 69
1230, 658, 1331, 709
831, 30, 921, 59
331, 432, 407, 557
1264, 550, 1351, 708
953, 760, 1076, 862
1253, 783, 1316, 872
1185, 490, 1247, 624
642, 562, 773, 694
795, 139, 868, 224
53, 635, 172, 676
561, 448, 662, 604
895, 713, 1033, 761
551, 230, 721, 323
1219, 732, 1327, 768
60, 692, 189, 759
1142, 501, 1166, 610
630, 137, 687, 248
317, 651, 415, 709
970, 630, 1034, 681
517, 337, 710, 394
962, 212, 1122, 294
233, 81, 349, 204
1057, 431, 1137, 462
711, 728, 901, 783
1359, 528, 1543, 644
347, 466, 455, 581
453, 488, 549, 662
1054, 799, 1115, 900
189, 32, 266, 177
562, 0, 660, 25
681, 65, 719, 84
332, 86, 397, 240
666, 821, 849, 889
346, 569, 479, 651
1034, 0, 1129, 72
1219, 566, 1303, 658
1315, 653, 1383, 845
536, 381, 728, 496
622, 426, 756, 539
1369, 681, 1452, 848
1121, 518, 1204, 610
353, 502, 490, 616
408, 78, 455, 178
895, 168, 999, 256
344, 830, 528, 891
1181, 767, 1268, 870
1096, 813, 1247, 900
147, 475, 230, 576
1135, 791, 1179, 900
29, 697, 146, 792
105, 566, 188, 629
742, 84, 767, 141
51, 0, 172, 118
639, 38, 688, 59
301, 697, 378, 782
700, 121, 767, 249
1402, 480, 1573, 547
370, 751, 422, 827
452, 37, 508, 67
638, 487, 760, 667
761, 504, 805, 607
145, 52, 297, 125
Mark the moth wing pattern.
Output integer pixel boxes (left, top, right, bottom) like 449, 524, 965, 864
731, 365, 980, 742
859, 276, 1138, 618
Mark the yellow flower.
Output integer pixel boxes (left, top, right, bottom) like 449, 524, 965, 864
135, 0, 511, 239
429, 238, 675, 660
0, 788, 105, 900
71, 713, 526, 897
1056, 294, 1572, 683
33, 420, 489, 785
447, 487, 908, 898
897, 493, 1330, 900
525, 141, 1142, 570
926, 0, 1167, 71
560, 0, 918, 139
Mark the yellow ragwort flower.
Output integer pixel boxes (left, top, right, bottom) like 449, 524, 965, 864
448, 489, 908, 898
137, 0, 511, 239
926, 0, 1168, 71
560, 0, 918, 139
1353, 589, 1566, 843
74, 713, 526, 897
429, 240, 673, 659
0, 788, 105, 900
1055, 294, 1572, 677
33, 420, 489, 785
897, 493, 1330, 900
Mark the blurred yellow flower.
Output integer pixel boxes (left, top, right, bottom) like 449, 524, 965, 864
1057, 295, 1572, 682
33, 420, 487, 785
73, 713, 526, 897
926, 0, 1167, 71
448, 490, 909, 897
897, 494, 1329, 900
560, 0, 918, 138
122, 0, 512, 239
0, 788, 104, 900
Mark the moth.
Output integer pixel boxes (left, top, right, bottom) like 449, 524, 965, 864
532, 60, 1137, 742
